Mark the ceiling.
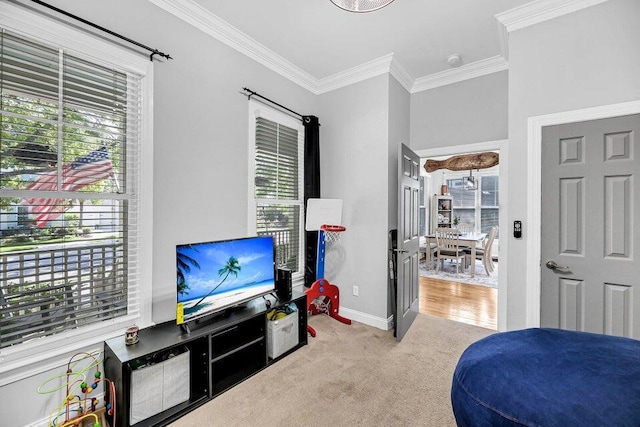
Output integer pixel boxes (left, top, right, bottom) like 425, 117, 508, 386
191, 0, 532, 82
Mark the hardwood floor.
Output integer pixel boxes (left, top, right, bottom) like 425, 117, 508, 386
419, 276, 497, 330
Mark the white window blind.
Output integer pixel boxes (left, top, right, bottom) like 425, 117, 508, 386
0, 29, 142, 349
252, 115, 304, 274
447, 173, 499, 234
480, 175, 499, 235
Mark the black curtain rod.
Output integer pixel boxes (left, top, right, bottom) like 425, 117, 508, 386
29, 0, 172, 62
242, 87, 303, 120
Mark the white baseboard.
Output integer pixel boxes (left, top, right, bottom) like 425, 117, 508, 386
295, 284, 393, 331
338, 307, 393, 331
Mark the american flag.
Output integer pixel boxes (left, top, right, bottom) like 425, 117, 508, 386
22, 146, 114, 227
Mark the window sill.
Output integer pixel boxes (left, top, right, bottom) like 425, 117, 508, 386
0, 315, 153, 386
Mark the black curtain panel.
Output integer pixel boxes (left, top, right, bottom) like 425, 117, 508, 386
303, 115, 320, 287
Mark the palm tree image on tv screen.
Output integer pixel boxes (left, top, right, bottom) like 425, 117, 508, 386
176, 236, 275, 324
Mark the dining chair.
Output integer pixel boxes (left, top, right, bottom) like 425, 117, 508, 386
426, 240, 438, 270
419, 237, 438, 270
465, 226, 498, 276
455, 223, 473, 252
435, 227, 467, 275
457, 223, 471, 234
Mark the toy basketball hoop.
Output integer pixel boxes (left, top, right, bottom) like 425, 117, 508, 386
304, 199, 352, 337
321, 224, 346, 244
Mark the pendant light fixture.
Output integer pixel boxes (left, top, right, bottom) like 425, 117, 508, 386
463, 169, 478, 191
330, 0, 395, 13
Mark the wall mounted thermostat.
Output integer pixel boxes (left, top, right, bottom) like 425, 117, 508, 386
514, 220, 522, 239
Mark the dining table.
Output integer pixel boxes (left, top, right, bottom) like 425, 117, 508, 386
426, 231, 487, 277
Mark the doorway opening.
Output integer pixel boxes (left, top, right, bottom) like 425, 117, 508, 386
415, 141, 506, 330
420, 158, 499, 284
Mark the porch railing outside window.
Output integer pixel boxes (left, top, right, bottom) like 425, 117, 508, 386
0, 243, 125, 347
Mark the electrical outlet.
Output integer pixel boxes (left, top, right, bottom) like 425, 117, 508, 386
353, 285, 359, 296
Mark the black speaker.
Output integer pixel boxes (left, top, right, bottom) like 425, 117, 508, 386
276, 268, 292, 301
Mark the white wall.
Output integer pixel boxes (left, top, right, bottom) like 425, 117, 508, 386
506, 0, 640, 329
0, 1, 317, 425
410, 71, 508, 150
316, 75, 391, 324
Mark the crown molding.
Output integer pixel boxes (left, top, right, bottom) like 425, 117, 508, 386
411, 56, 508, 93
496, 17, 510, 61
389, 55, 414, 93
147, 0, 320, 94
316, 53, 394, 94
496, 0, 610, 60
147, 0, 504, 95
153, 0, 604, 95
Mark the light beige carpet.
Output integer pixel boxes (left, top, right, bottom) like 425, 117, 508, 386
170, 314, 493, 427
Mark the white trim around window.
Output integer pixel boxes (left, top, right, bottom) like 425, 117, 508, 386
0, 2, 154, 385
247, 100, 305, 287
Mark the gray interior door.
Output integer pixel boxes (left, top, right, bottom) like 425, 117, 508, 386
396, 143, 420, 341
541, 114, 640, 338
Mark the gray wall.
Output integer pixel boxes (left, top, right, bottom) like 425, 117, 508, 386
0, 1, 317, 425
388, 76, 411, 229
4, 0, 640, 424
316, 75, 391, 322
506, 0, 640, 329
410, 71, 508, 150
387, 76, 411, 316
37, 0, 318, 325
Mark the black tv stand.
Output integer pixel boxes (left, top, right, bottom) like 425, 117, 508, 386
104, 291, 307, 427
179, 301, 249, 334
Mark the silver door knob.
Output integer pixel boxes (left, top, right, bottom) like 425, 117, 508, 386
545, 260, 569, 270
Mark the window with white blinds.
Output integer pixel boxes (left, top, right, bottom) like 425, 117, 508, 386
0, 29, 142, 349
447, 173, 499, 235
251, 110, 304, 277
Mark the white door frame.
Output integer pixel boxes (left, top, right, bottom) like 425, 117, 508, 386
526, 100, 640, 327
416, 139, 508, 331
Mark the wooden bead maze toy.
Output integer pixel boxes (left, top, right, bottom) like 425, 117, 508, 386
37, 351, 115, 427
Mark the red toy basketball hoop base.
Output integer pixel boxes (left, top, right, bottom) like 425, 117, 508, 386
305, 278, 352, 337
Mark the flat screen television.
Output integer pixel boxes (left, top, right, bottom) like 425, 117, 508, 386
176, 235, 275, 325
